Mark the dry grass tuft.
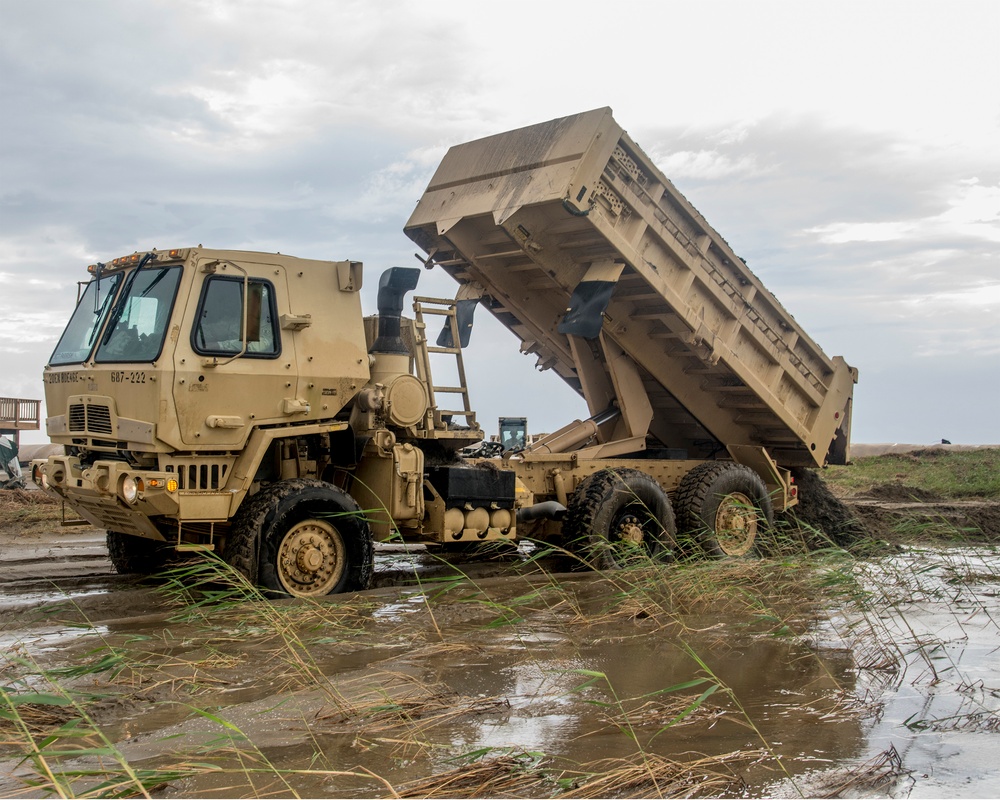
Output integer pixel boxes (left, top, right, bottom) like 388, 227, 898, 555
603, 695, 727, 732
395, 751, 555, 798
817, 745, 907, 797
395, 749, 760, 799
316, 676, 509, 738
0, 701, 77, 742
0, 487, 79, 529
562, 750, 760, 799
0, 488, 56, 507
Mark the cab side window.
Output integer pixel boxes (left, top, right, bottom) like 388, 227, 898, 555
192, 277, 280, 357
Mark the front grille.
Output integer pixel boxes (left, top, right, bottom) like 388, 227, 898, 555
87, 405, 112, 434
163, 459, 233, 490
69, 404, 86, 432
68, 402, 114, 435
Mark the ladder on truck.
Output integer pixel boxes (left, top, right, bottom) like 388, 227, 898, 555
412, 297, 477, 430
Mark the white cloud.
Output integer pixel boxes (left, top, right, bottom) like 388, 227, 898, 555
648, 148, 764, 181
324, 147, 446, 223
176, 61, 326, 145
938, 179, 1000, 240
905, 282, 1000, 312
807, 179, 1000, 245
807, 220, 914, 244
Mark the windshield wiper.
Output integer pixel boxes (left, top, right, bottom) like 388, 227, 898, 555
86, 273, 119, 348
91, 262, 106, 315
84, 262, 110, 347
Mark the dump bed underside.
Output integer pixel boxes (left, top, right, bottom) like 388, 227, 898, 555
405, 108, 855, 468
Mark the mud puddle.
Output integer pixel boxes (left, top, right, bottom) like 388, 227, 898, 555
2, 547, 999, 797
769, 546, 1000, 798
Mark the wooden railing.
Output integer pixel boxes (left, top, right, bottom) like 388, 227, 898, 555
0, 397, 41, 431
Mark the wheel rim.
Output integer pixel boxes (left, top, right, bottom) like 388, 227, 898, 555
713, 492, 758, 556
611, 506, 657, 559
276, 519, 347, 596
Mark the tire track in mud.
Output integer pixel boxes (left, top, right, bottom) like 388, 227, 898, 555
0, 533, 114, 590
0, 536, 547, 626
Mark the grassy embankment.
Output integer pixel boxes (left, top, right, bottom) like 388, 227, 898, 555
821, 448, 1000, 544
823, 447, 1000, 500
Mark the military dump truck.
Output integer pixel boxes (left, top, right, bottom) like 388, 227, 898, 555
33, 108, 856, 597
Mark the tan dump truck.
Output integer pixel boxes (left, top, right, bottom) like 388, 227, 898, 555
33, 108, 856, 596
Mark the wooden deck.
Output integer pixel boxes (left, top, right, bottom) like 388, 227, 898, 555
0, 397, 41, 440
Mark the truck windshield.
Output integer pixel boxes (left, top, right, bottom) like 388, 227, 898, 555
499, 419, 527, 450
49, 272, 124, 366
94, 266, 182, 363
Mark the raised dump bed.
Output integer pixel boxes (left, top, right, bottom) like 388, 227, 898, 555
405, 108, 856, 468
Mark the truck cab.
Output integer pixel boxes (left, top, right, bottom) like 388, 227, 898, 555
34, 250, 518, 596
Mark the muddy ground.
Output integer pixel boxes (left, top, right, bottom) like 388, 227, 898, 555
2, 482, 1000, 798
788, 466, 1000, 544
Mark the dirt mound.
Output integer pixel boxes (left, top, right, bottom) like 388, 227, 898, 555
879, 448, 949, 461
966, 505, 1000, 538
847, 499, 1000, 541
781, 468, 867, 545
864, 483, 944, 503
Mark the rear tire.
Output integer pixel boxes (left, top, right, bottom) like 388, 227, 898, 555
226, 479, 374, 598
106, 531, 171, 575
674, 463, 773, 557
562, 468, 676, 569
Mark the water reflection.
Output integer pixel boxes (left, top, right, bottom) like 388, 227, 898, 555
415, 607, 865, 782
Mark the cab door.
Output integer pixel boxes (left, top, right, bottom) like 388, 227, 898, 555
172, 258, 293, 448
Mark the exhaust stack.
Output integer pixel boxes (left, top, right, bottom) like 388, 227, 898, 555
371, 267, 421, 355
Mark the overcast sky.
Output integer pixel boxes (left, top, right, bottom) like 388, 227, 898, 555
2, 0, 998, 446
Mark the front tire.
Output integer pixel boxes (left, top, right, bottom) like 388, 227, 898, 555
562, 468, 677, 569
107, 531, 171, 575
674, 463, 773, 557
226, 479, 374, 598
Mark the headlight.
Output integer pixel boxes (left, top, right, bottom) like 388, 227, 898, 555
121, 475, 139, 504
32, 464, 49, 490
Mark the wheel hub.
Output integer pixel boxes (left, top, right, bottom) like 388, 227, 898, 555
620, 522, 644, 545
615, 512, 646, 547
296, 544, 324, 573
714, 492, 758, 556
277, 521, 346, 596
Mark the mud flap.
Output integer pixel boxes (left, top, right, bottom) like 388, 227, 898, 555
436, 298, 479, 348
557, 259, 626, 339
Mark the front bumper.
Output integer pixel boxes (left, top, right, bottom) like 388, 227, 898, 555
32, 455, 180, 540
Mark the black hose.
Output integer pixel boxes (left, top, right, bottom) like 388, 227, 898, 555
517, 501, 567, 523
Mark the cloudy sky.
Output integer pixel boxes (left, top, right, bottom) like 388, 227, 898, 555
2, 0, 998, 446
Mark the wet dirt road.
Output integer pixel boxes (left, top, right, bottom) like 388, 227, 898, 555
2, 531, 1000, 798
